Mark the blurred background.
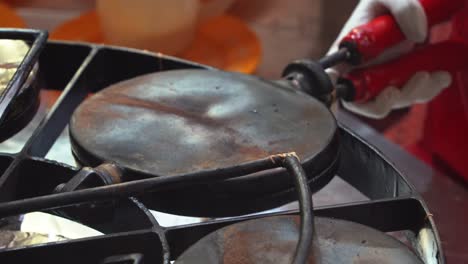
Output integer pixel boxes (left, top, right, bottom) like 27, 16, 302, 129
0, 0, 358, 78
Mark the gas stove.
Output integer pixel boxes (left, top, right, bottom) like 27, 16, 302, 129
0, 29, 444, 263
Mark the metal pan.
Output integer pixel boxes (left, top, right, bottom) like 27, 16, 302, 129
70, 68, 340, 217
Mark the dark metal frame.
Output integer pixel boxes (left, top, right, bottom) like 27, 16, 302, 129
0, 29, 46, 123
0, 39, 443, 263
0, 29, 47, 141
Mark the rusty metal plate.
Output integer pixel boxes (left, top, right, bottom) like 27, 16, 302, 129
70, 69, 336, 176
69, 69, 339, 216
175, 216, 424, 264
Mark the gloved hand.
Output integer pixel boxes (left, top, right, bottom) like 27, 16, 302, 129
328, 0, 452, 119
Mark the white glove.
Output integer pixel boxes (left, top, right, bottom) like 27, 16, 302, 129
342, 71, 452, 118
328, 0, 452, 119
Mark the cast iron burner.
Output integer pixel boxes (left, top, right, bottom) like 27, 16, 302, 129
0, 30, 445, 264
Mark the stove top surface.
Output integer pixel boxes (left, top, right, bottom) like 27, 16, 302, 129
0, 37, 452, 263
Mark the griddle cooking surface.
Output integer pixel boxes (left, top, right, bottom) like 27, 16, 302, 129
70, 69, 337, 178
175, 216, 423, 264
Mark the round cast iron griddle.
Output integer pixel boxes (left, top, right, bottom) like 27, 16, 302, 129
69, 69, 339, 216
175, 216, 424, 264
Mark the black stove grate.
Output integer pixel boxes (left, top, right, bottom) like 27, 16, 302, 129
0, 29, 46, 124
0, 29, 47, 141
0, 32, 444, 264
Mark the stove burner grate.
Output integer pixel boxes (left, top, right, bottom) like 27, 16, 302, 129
0, 29, 46, 141
0, 35, 444, 263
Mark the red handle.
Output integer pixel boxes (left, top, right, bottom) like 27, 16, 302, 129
340, 0, 465, 64
344, 42, 468, 102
